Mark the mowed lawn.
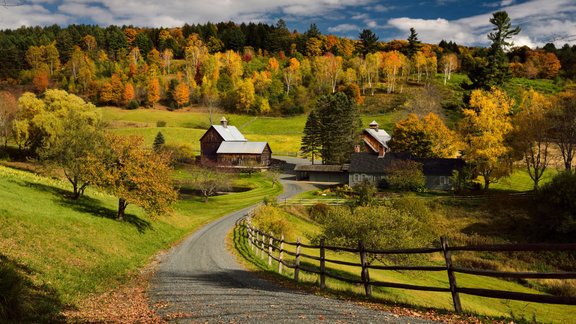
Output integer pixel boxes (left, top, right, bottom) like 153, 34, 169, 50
0, 165, 281, 320
101, 107, 404, 156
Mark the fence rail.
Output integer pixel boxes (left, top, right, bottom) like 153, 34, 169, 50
240, 217, 576, 314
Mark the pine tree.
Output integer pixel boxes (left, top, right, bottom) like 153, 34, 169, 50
316, 92, 361, 165
300, 110, 322, 164
153, 131, 165, 151
405, 27, 421, 58
357, 29, 379, 58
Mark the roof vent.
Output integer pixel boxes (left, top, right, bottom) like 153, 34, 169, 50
369, 120, 379, 131
220, 116, 228, 128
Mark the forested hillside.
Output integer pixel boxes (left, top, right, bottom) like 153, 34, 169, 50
0, 20, 574, 116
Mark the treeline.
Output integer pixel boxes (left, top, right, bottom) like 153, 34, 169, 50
0, 20, 574, 115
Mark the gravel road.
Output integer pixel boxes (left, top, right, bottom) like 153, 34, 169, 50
149, 158, 432, 323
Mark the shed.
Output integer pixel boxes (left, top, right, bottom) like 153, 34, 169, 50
294, 164, 349, 183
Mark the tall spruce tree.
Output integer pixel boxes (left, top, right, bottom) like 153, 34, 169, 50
357, 29, 379, 58
316, 92, 361, 165
468, 11, 520, 89
300, 109, 322, 164
405, 27, 421, 58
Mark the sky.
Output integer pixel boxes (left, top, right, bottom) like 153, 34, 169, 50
1, 0, 575, 48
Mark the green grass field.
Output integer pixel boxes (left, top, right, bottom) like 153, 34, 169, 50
0, 165, 280, 321
237, 209, 575, 323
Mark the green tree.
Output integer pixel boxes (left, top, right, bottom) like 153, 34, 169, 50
357, 29, 379, 58
469, 11, 520, 89
153, 131, 165, 151
300, 109, 322, 164
40, 108, 105, 199
405, 27, 421, 58
187, 166, 231, 202
316, 92, 361, 165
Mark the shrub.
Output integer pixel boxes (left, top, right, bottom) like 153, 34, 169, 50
126, 100, 139, 110
251, 205, 293, 239
156, 120, 167, 127
352, 180, 377, 206
382, 160, 426, 192
160, 144, 195, 165
535, 171, 576, 237
309, 203, 330, 224
317, 205, 433, 263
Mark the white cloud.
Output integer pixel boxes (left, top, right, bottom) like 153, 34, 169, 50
387, 0, 576, 47
0, 4, 70, 29
501, 0, 515, 6
328, 23, 360, 33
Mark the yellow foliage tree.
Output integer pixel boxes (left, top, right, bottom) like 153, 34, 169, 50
123, 83, 135, 106
147, 78, 161, 107
173, 82, 190, 108
460, 88, 514, 190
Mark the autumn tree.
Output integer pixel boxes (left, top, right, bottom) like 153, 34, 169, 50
235, 78, 256, 113
460, 88, 514, 190
172, 82, 190, 108
511, 89, 553, 190
87, 134, 177, 220
314, 54, 343, 94
440, 53, 459, 85
549, 91, 576, 171
147, 78, 161, 107
283, 57, 301, 94
381, 51, 406, 94
123, 83, 135, 106
0, 91, 18, 147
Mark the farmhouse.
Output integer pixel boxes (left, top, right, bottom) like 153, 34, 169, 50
296, 120, 464, 191
199, 117, 272, 167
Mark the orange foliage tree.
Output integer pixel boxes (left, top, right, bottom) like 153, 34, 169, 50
87, 134, 177, 220
173, 82, 190, 107
147, 78, 161, 107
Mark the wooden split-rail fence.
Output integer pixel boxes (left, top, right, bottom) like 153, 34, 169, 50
239, 217, 576, 313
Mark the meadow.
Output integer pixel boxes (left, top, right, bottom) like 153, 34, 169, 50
0, 165, 280, 321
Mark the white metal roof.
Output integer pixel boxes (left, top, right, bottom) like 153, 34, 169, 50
217, 141, 269, 154
365, 128, 391, 147
212, 125, 247, 142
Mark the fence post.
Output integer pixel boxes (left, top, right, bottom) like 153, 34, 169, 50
294, 237, 301, 282
268, 232, 274, 266
279, 234, 284, 274
247, 224, 253, 252
441, 236, 462, 313
260, 231, 265, 259
359, 240, 372, 297
320, 238, 326, 289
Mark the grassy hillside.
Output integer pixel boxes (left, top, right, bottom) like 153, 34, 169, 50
237, 206, 575, 323
0, 165, 280, 321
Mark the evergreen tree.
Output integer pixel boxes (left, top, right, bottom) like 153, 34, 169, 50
316, 92, 361, 165
405, 27, 421, 58
357, 29, 379, 58
153, 131, 165, 151
300, 109, 322, 164
468, 11, 520, 89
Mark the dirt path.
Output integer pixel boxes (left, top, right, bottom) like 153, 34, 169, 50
148, 165, 432, 323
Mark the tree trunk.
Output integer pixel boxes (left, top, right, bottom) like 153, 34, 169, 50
117, 198, 128, 220
483, 176, 490, 191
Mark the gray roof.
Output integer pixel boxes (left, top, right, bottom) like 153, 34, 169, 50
217, 141, 269, 154
212, 125, 247, 142
294, 164, 345, 172
364, 128, 391, 147
349, 152, 464, 176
